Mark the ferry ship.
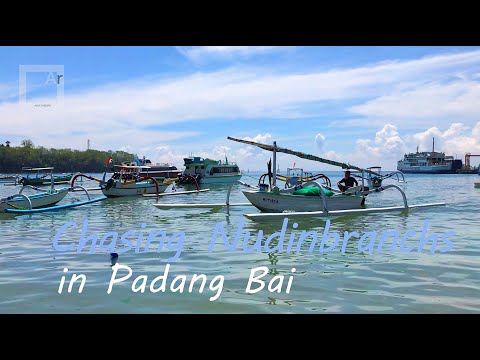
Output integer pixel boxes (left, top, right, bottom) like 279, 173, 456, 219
397, 138, 462, 174
178, 156, 242, 184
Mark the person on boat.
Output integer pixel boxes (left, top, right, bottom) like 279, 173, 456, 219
337, 170, 358, 192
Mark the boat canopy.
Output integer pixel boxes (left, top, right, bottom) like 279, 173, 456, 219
115, 165, 151, 170
22, 167, 54, 171
227, 136, 381, 176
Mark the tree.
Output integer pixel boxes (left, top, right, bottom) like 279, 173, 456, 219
21, 139, 34, 148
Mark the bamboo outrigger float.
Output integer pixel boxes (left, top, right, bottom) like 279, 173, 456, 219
152, 181, 250, 209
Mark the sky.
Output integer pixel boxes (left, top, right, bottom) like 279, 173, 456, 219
1, 46, 480, 171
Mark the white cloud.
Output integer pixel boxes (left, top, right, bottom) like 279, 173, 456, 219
473, 122, 480, 138
351, 124, 408, 168
176, 46, 293, 62
356, 124, 407, 161
315, 133, 326, 150
349, 80, 480, 128
2, 49, 480, 159
233, 133, 273, 163
412, 122, 480, 155
242, 133, 272, 144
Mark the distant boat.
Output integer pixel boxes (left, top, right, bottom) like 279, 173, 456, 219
397, 138, 462, 174
178, 156, 242, 184
100, 165, 169, 197
277, 163, 280, 173
19, 167, 73, 186
0, 174, 19, 184
1, 167, 69, 213
124, 156, 182, 180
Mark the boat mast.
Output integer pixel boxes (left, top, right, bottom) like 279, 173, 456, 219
272, 141, 277, 187
49, 168, 54, 192
433, 137, 435, 152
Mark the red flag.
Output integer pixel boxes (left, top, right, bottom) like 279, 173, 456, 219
106, 156, 113, 166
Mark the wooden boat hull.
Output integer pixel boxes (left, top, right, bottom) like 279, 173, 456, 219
101, 180, 169, 197
242, 190, 365, 213
0, 188, 69, 212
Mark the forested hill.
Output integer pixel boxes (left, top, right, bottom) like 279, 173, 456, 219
0, 142, 136, 173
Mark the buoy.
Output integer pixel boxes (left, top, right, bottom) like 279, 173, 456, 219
110, 252, 119, 266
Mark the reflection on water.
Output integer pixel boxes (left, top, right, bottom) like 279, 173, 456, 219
0, 172, 479, 313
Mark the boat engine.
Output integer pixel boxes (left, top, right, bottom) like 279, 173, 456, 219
105, 178, 115, 190
370, 176, 382, 188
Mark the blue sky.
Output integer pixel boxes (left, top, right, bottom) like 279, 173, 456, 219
1, 46, 480, 171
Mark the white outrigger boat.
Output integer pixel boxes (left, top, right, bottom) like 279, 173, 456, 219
1, 167, 106, 214
226, 136, 445, 221
72, 165, 170, 198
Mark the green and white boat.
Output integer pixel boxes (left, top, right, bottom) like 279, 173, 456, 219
178, 156, 242, 184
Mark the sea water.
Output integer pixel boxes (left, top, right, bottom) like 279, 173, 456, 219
0, 172, 479, 313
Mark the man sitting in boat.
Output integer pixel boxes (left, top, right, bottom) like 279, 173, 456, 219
337, 171, 358, 192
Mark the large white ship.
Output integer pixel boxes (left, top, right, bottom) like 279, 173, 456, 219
397, 138, 462, 174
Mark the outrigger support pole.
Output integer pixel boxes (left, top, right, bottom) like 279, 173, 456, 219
364, 184, 408, 208
226, 182, 234, 205
272, 141, 277, 188
70, 185, 91, 200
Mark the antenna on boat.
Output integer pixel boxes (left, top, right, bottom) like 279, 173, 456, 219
416, 144, 419, 153
432, 137, 435, 152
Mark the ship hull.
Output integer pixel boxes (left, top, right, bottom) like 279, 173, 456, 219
201, 174, 242, 184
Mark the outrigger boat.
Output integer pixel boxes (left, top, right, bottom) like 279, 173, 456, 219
151, 137, 445, 217
19, 167, 73, 186
226, 136, 445, 221
0, 174, 20, 184
1, 167, 106, 214
71, 165, 171, 198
